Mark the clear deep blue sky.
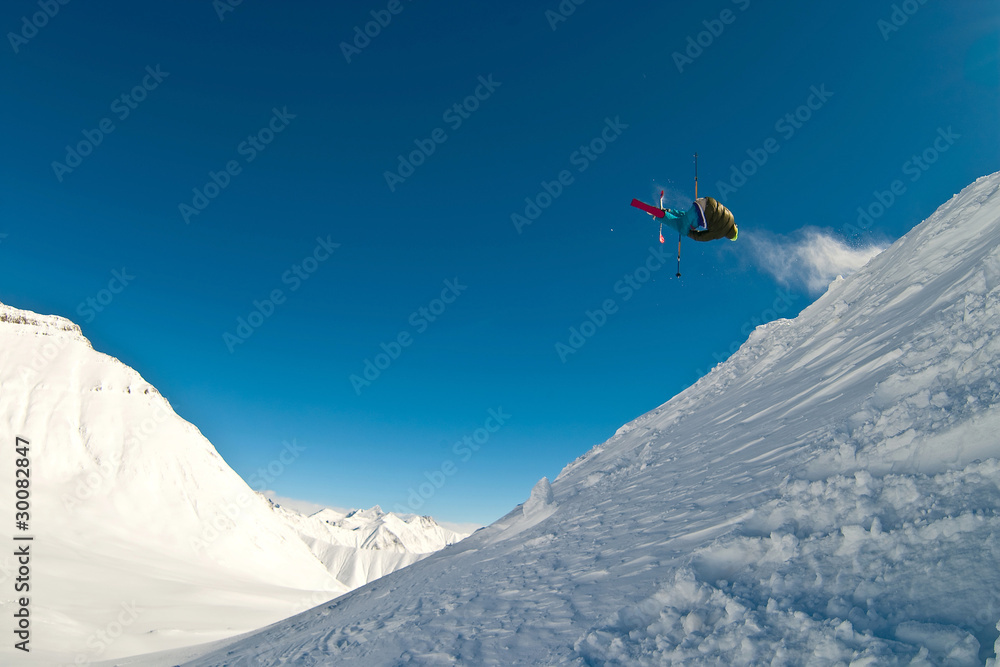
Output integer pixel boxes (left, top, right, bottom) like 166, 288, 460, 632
2, 0, 997, 525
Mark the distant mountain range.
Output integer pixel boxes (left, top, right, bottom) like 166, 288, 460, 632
269, 502, 468, 590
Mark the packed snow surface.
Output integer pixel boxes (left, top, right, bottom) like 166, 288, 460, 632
150, 173, 1000, 666
0, 305, 465, 664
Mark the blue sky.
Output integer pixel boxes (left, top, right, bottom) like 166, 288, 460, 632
2, 0, 997, 526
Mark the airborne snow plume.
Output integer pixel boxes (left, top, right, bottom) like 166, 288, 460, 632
147, 173, 1000, 667
747, 227, 887, 294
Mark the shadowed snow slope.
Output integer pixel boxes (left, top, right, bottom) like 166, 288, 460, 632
151, 173, 1000, 667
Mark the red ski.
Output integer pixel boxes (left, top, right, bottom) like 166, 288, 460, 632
630, 197, 665, 218
633, 190, 667, 244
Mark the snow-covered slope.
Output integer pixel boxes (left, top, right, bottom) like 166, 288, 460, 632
0, 303, 472, 665
270, 503, 468, 590
167, 173, 1000, 666
0, 307, 351, 664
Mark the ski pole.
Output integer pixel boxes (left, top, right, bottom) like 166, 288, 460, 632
694, 152, 699, 199
676, 233, 682, 278
678, 153, 698, 278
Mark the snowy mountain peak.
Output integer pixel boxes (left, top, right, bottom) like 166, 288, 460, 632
342, 504, 386, 523
178, 172, 1000, 666
310, 507, 348, 523
0, 303, 91, 350
303, 504, 460, 546
405, 513, 441, 528
0, 301, 87, 341
270, 502, 469, 589
0, 300, 350, 663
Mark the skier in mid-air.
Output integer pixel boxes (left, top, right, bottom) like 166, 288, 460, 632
633, 196, 738, 242
661, 197, 737, 242
631, 154, 738, 243
629, 156, 736, 276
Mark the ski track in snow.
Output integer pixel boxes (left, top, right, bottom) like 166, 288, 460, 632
54, 172, 1000, 666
